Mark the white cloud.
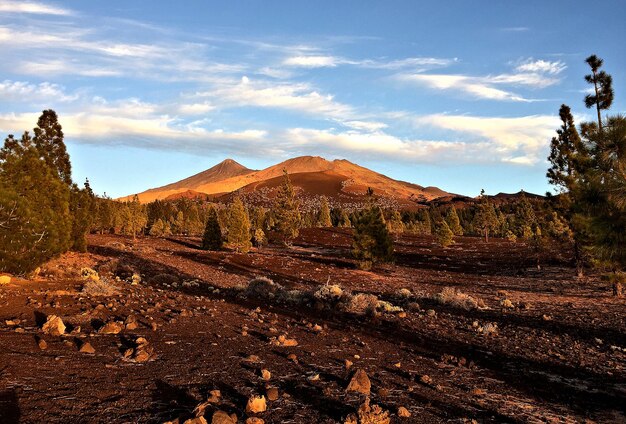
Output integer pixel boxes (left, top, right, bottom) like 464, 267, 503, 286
0, 1, 72, 16
515, 59, 566, 75
400, 74, 530, 102
413, 113, 559, 164
201, 76, 354, 121
0, 79, 77, 102
283, 55, 338, 67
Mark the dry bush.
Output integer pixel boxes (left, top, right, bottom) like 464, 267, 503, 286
80, 267, 99, 281
314, 284, 349, 303
345, 293, 379, 316
246, 277, 285, 299
82, 278, 120, 296
433, 287, 485, 310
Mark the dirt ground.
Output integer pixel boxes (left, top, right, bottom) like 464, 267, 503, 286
1, 229, 625, 423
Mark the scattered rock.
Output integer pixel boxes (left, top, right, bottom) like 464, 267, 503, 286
397, 407, 411, 418
500, 299, 514, 309
245, 395, 267, 414
346, 369, 371, 395
123, 337, 156, 362
183, 417, 207, 424
42, 315, 66, 336
260, 369, 271, 381
287, 353, 298, 363
79, 341, 96, 354
345, 359, 353, 369
0, 275, 11, 284
211, 411, 236, 424
37, 337, 48, 350
266, 387, 279, 401
125, 315, 139, 330
99, 321, 123, 335
420, 375, 432, 385
246, 418, 264, 424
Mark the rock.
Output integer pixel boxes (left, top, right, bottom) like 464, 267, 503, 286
183, 418, 207, 424
37, 338, 48, 350
245, 395, 267, 414
266, 387, 279, 401
0, 275, 11, 284
244, 354, 260, 363
42, 315, 65, 336
125, 315, 139, 330
211, 411, 236, 424
397, 406, 411, 418
246, 418, 264, 424
287, 353, 298, 363
99, 321, 123, 334
79, 342, 96, 354
420, 375, 432, 385
346, 369, 371, 395
14, 328, 25, 333
308, 374, 320, 382
345, 359, 353, 369
500, 299, 514, 309
208, 389, 221, 403
260, 369, 271, 381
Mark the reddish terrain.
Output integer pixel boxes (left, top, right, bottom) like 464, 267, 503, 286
1, 230, 625, 423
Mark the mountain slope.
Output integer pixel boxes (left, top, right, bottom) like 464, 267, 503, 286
121, 156, 451, 204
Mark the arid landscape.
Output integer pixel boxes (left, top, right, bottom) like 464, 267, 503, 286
1, 229, 624, 423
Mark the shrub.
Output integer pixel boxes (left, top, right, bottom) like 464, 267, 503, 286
246, 277, 284, 299
433, 287, 484, 310
82, 278, 120, 296
352, 206, 393, 270
345, 293, 379, 315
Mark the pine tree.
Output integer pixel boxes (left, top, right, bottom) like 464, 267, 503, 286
317, 196, 332, 227
227, 197, 251, 253
253, 227, 267, 248
122, 195, 147, 239
149, 218, 167, 237
584, 55, 614, 131
32, 110, 72, 185
387, 210, 404, 233
444, 206, 463, 236
474, 190, 498, 242
352, 206, 394, 270
201, 207, 222, 250
172, 211, 185, 235
0, 132, 72, 273
434, 219, 454, 247
273, 170, 301, 245
339, 209, 351, 228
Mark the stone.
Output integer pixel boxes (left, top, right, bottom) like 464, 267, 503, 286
287, 353, 298, 363
125, 315, 139, 330
397, 407, 411, 418
266, 387, 279, 401
345, 359, 353, 369
37, 338, 48, 350
0, 275, 11, 284
346, 369, 371, 395
79, 342, 96, 354
245, 395, 267, 414
246, 418, 264, 424
99, 321, 123, 334
183, 418, 207, 424
420, 375, 432, 385
260, 369, 271, 381
211, 411, 236, 424
42, 315, 65, 336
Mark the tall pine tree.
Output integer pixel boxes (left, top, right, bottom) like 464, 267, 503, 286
202, 206, 223, 250
273, 170, 301, 245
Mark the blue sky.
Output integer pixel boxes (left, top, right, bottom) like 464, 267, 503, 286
0, 0, 624, 198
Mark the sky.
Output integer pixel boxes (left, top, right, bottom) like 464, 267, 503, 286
0, 0, 624, 198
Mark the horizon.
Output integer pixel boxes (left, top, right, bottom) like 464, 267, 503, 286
1, 0, 625, 198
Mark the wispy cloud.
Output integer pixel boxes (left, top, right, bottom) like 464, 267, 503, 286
283, 54, 455, 70
0, 1, 72, 16
398, 58, 566, 101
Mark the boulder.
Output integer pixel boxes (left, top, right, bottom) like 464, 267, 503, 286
245, 395, 267, 414
346, 369, 371, 395
99, 321, 123, 334
42, 315, 65, 336
211, 411, 237, 424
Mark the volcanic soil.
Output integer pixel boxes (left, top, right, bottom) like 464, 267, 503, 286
1, 229, 625, 423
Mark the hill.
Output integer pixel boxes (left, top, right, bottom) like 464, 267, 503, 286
120, 156, 452, 207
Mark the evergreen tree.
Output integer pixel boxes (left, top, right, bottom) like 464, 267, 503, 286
0, 132, 72, 273
434, 219, 454, 247
253, 227, 267, 248
339, 209, 352, 228
352, 206, 394, 270
202, 207, 222, 250
172, 211, 185, 234
122, 195, 147, 239
317, 196, 332, 227
226, 197, 251, 252
387, 210, 404, 233
70, 179, 96, 252
32, 110, 72, 185
584, 55, 614, 131
149, 218, 168, 237
474, 190, 498, 242
444, 206, 463, 236
272, 170, 301, 245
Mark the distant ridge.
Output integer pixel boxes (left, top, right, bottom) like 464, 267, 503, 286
120, 155, 453, 205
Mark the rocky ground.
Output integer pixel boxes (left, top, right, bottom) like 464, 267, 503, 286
1, 229, 625, 424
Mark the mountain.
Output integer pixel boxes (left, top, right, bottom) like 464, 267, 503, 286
121, 156, 452, 206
